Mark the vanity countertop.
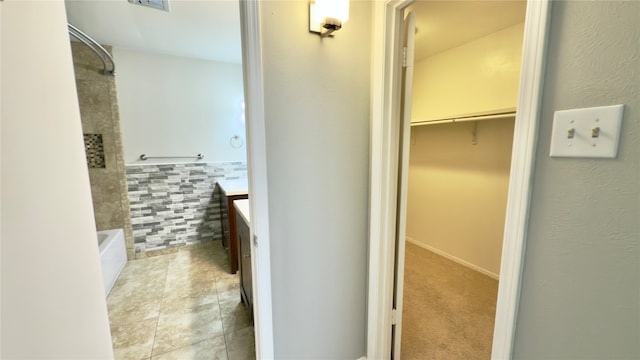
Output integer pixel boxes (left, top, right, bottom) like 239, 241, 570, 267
217, 178, 248, 197
234, 199, 251, 225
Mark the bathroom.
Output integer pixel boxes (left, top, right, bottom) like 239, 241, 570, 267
66, 0, 253, 357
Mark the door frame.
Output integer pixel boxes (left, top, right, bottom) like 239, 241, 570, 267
238, 0, 274, 358
366, 0, 552, 358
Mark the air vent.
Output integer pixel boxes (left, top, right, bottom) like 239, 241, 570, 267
128, 0, 170, 12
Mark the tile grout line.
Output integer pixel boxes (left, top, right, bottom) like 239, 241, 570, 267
148, 255, 173, 359
216, 268, 233, 360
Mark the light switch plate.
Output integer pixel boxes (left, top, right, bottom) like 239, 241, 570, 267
549, 104, 624, 158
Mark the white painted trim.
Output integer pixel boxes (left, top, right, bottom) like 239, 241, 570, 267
406, 237, 499, 280
391, 10, 416, 357
492, 1, 551, 358
367, 1, 551, 359
367, 1, 412, 358
238, 1, 274, 358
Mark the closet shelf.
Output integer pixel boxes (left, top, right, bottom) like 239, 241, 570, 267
411, 111, 516, 127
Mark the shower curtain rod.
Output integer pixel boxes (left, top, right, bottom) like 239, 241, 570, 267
68, 23, 115, 76
410, 111, 516, 127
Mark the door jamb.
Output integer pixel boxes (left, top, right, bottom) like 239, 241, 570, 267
366, 1, 552, 358
238, 1, 274, 358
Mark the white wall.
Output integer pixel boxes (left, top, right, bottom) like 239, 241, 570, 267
0, 1, 114, 358
7, 2, 637, 358
412, 22, 524, 122
407, 119, 514, 277
514, 1, 640, 358
259, 1, 372, 358
113, 48, 246, 164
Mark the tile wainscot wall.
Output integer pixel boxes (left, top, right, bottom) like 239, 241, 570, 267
126, 161, 247, 257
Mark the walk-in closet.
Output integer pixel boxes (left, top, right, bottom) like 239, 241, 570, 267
400, 1, 526, 358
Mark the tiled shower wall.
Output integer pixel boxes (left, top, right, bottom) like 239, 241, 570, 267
71, 42, 136, 260
126, 161, 247, 256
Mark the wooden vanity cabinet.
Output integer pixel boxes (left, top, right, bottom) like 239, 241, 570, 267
220, 192, 248, 274
236, 209, 253, 317
217, 179, 249, 274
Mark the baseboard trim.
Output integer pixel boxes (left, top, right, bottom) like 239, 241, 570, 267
406, 237, 500, 280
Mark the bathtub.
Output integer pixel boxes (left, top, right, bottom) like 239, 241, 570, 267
97, 229, 127, 297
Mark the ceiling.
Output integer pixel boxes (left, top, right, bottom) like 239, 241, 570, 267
410, 0, 527, 61
65, 0, 242, 64
65, 0, 526, 65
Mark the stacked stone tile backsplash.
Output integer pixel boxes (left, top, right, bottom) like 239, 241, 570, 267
126, 161, 247, 256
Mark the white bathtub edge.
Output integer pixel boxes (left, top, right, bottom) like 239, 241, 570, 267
97, 228, 127, 297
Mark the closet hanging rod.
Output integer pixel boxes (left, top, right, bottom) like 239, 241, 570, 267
68, 23, 116, 76
411, 111, 516, 127
139, 154, 204, 161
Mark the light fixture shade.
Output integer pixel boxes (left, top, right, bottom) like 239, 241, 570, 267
313, 0, 349, 27
316, 0, 349, 24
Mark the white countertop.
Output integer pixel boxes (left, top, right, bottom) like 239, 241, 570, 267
217, 178, 248, 197
234, 199, 251, 225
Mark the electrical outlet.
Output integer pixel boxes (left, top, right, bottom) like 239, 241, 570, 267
549, 104, 624, 158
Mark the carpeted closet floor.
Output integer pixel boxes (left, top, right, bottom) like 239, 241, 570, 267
400, 242, 499, 360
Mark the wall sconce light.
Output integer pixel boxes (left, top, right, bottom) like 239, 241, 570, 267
309, 0, 350, 37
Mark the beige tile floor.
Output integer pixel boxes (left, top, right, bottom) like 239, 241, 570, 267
107, 242, 256, 360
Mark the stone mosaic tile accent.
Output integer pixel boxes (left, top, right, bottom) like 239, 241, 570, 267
126, 162, 247, 254
84, 133, 106, 168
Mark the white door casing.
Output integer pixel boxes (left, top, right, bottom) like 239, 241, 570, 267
367, 0, 411, 357
238, 0, 274, 358
490, 2, 551, 358
367, 0, 552, 359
